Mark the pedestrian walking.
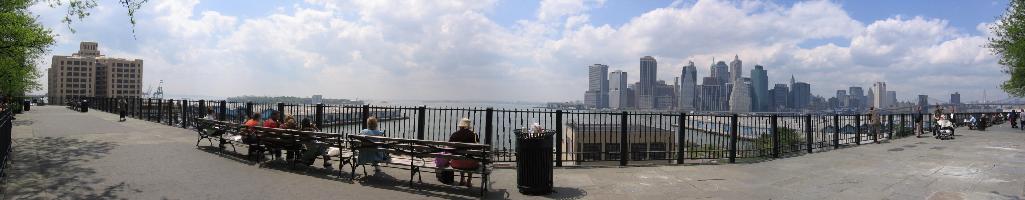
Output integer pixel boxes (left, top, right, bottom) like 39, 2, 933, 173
868, 107, 880, 143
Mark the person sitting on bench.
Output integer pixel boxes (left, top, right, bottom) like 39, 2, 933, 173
358, 116, 388, 173
449, 118, 480, 187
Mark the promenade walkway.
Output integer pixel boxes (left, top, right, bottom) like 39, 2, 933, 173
4, 106, 1024, 199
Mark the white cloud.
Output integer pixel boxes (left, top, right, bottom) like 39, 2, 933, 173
30, 0, 1008, 103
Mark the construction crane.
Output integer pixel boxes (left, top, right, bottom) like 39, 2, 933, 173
142, 80, 165, 99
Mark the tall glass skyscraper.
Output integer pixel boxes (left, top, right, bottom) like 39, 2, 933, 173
639, 56, 657, 109
750, 65, 768, 112
679, 61, 697, 111
609, 70, 627, 109
585, 64, 609, 108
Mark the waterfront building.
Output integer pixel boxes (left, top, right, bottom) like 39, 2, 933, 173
836, 90, 848, 108
951, 92, 961, 104
48, 42, 144, 105
564, 123, 676, 161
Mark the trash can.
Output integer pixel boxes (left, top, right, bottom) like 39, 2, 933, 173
515, 129, 555, 195
23, 100, 30, 111
80, 100, 89, 112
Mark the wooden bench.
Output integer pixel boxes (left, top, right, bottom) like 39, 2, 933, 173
250, 127, 352, 173
347, 134, 492, 197
193, 118, 246, 153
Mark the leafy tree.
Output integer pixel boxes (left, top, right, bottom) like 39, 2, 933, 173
753, 127, 803, 157
0, 0, 147, 98
989, 0, 1025, 97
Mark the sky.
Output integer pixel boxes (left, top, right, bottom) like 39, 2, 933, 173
28, 0, 1013, 103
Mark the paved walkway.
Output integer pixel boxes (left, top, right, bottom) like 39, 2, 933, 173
5, 106, 1025, 199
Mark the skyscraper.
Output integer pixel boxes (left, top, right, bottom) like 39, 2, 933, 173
836, 90, 847, 108
678, 61, 697, 111
750, 65, 769, 112
715, 61, 729, 85
609, 70, 627, 109
791, 82, 811, 110
771, 84, 790, 112
849, 86, 864, 111
872, 82, 887, 109
729, 55, 742, 83
584, 64, 610, 109
729, 78, 752, 112
887, 91, 897, 108
639, 56, 657, 109
950, 92, 961, 104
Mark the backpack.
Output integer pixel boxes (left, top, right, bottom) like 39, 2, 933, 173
436, 170, 454, 184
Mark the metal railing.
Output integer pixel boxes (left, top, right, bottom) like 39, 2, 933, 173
76, 97, 1010, 166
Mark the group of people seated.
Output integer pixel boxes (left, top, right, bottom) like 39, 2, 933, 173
204, 108, 335, 169
355, 116, 481, 187
202, 108, 482, 186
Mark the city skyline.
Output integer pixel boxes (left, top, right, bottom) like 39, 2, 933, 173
26, 0, 1013, 102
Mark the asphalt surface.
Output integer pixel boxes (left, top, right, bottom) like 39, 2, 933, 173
4, 106, 1025, 199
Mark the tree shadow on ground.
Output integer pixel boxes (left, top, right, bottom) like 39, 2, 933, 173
4, 137, 142, 199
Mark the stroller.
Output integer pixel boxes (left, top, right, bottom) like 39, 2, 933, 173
936, 118, 955, 140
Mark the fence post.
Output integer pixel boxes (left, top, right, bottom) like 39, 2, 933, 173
771, 115, 780, 158
315, 103, 324, 130
245, 102, 254, 120
900, 114, 907, 138
676, 112, 686, 164
276, 102, 285, 122
854, 114, 861, 145
556, 110, 564, 167
485, 108, 493, 146
887, 115, 894, 139
361, 104, 370, 129
620, 111, 628, 166
167, 99, 175, 125
729, 114, 738, 163
147, 98, 153, 121
416, 106, 426, 140
156, 99, 163, 123
219, 101, 227, 121
805, 114, 813, 154
833, 114, 840, 149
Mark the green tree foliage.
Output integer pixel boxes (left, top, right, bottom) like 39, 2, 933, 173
753, 127, 803, 157
1, 0, 55, 97
0, 0, 147, 98
989, 0, 1025, 97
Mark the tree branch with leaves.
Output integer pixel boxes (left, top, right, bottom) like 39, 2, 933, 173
989, 0, 1025, 97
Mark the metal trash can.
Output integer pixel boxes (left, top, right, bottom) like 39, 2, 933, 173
515, 129, 555, 195
81, 100, 89, 112
23, 100, 30, 111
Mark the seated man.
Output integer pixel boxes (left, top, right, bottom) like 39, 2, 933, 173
357, 116, 388, 173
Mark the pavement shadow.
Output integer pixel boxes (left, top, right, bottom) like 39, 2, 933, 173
4, 137, 141, 199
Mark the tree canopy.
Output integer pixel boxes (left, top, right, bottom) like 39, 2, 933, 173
989, 0, 1025, 97
0, 0, 147, 98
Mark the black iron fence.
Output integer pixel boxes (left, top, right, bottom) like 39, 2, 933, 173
1, 109, 13, 194
76, 97, 1010, 166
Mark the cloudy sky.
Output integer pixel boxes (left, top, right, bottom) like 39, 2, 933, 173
29, 0, 1011, 103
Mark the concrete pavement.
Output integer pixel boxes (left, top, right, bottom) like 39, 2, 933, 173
4, 106, 1025, 199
